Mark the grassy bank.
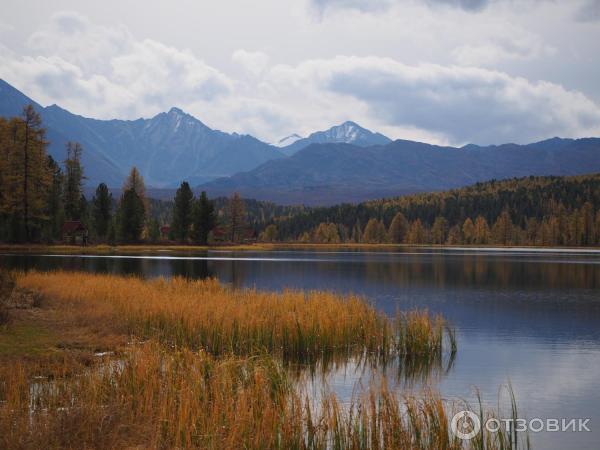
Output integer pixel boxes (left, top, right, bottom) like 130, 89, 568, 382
0, 243, 278, 254
15, 271, 455, 362
0, 271, 527, 449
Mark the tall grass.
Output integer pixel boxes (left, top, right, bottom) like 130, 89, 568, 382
0, 271, 532, 449
0, 271, 14, 325
1, 342, 292, 449
308, 383, 529, 450
0, 341, 528, 450
15, 271, 455, 362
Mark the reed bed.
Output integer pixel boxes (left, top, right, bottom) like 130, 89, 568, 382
0, 341, 527, 450
0, 271, 14, 326
0, 271, 531, 449
1, 342, 291, 449
15, 271, 455, 362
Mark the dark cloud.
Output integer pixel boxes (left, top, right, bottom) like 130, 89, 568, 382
312, 0, 600, 18
576, 0, 600, 21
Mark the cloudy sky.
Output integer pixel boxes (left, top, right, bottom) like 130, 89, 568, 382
1, 0, 599, 145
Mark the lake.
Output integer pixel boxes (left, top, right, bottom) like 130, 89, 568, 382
2, 247, 599, 449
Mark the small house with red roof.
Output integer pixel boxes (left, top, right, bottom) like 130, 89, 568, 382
62, 221, 88, 245
160, 225, 171, 240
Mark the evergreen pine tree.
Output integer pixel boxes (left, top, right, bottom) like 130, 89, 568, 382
44, 155, 64, 242
351, 220, 362, 243
92, 183, 112, 240
107, 219, 117, 246
228, 192, 246, 242
64, 141, 85, 221
171, 181, 194, 242
148, 219, 161, 243
581, 202, 594, 246
118, 188, 145, 242
123, 166, 148, 214
191, 191, 216, 245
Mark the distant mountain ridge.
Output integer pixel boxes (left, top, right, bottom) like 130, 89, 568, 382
3, 79, 600, 205
199, 137, 600, 205
280, 121, 391, 155
0, 79, 284, 187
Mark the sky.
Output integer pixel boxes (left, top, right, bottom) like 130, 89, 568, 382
1, 0, 599, 146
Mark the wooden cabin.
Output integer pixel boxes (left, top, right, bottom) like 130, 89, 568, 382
62, 221, 88, 245
160, 225, 171, 240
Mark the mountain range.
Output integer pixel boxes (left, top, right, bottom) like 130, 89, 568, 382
0, 79, 284, 187
199, 138, 600, 205
0, 79, 392, 188
2, 79, 600, 205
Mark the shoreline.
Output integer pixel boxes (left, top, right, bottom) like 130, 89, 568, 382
1, 242, 600, 255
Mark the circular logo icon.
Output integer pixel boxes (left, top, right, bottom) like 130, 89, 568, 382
451, 410, 481, 440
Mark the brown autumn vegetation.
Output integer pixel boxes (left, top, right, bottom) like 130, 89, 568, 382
0, 271, 527, 449
13, 271, 456, 362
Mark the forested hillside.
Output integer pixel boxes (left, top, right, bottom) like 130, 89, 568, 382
200, 138, 600, 205
3, 103, 599, 247
149, 197, 304, 231
266, 175, 600, 246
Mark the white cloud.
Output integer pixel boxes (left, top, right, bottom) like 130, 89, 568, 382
0, 21, 14, 35
452, 33, 556, 66
110, 39, 232, 104
231, 50, 270, 77
1, 11, 232, 120
1, 11, 599, 146
27, 12, 132, 75
267, 56, 600, 144
576, 0, 600, 21
310, 0, 393, 14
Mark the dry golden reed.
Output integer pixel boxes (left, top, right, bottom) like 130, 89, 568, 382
0, 271, 529, 450
15, 271, 454, 361
0, 342, 527, 450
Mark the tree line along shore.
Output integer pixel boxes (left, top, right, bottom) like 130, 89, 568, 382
2, 105, 599, 247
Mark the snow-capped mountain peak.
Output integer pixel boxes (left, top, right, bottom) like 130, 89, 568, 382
321, 121, 362, 142
280, 121, 392, 155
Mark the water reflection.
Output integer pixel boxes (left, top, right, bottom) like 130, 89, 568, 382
287, 347, 457, 392
2, 249, 600, 449
2, 250, 599, 289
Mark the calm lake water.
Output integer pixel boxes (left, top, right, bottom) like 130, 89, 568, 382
2, 248, 600, 449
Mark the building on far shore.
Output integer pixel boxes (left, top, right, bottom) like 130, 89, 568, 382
62, 221, 88, 245
160, 225, 171, 240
